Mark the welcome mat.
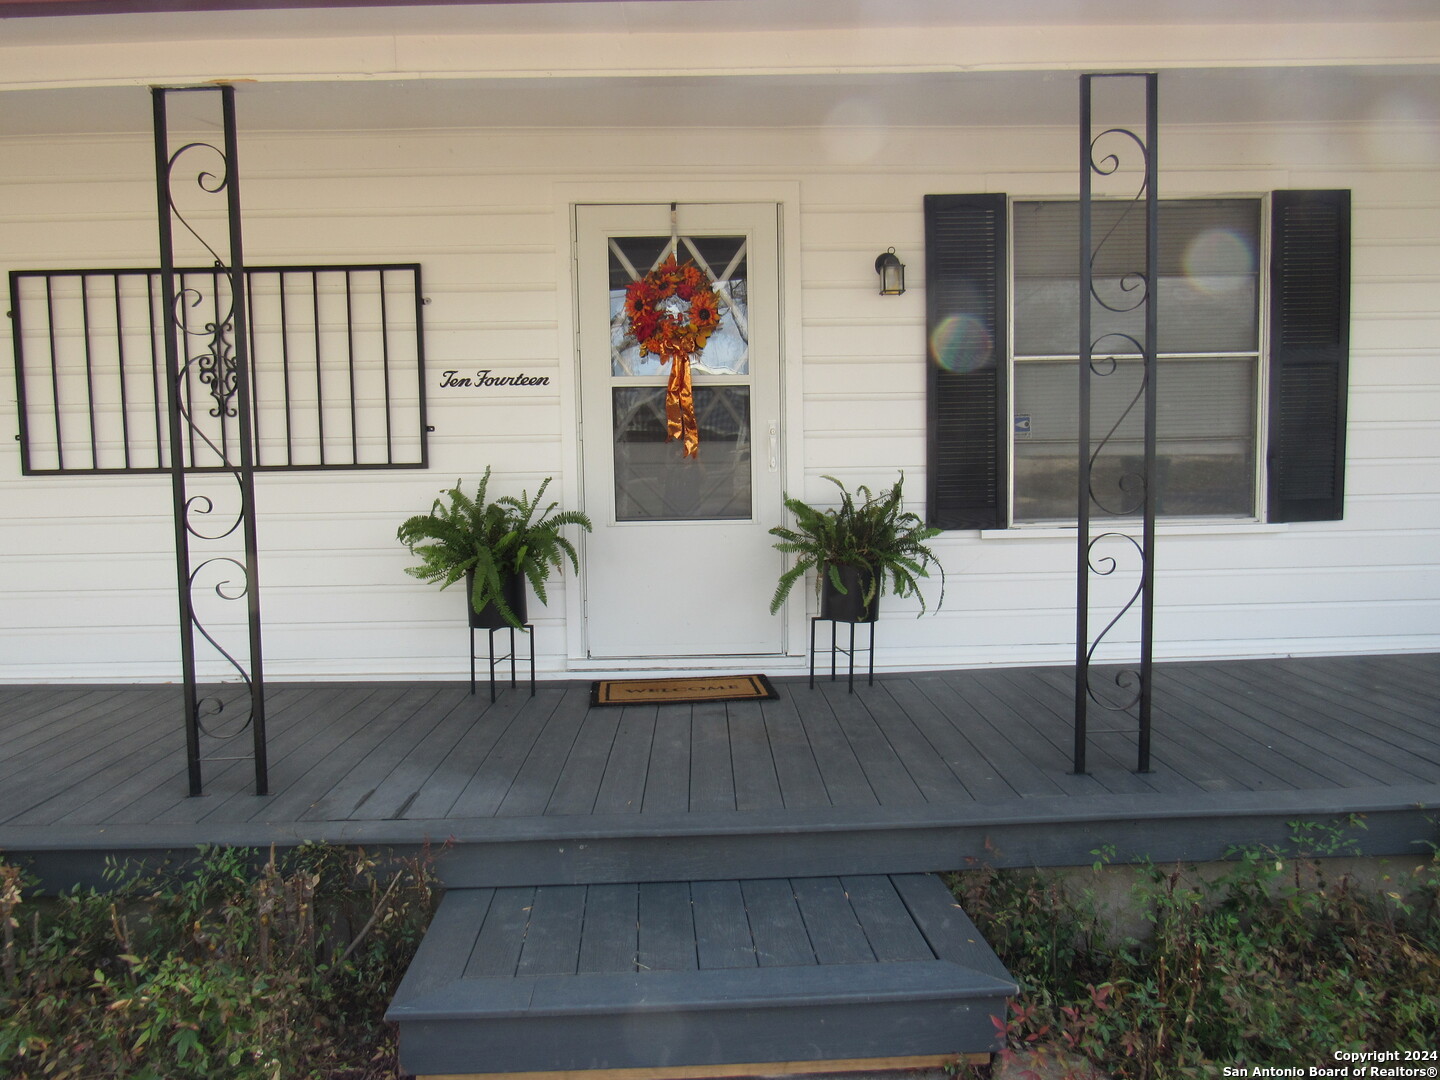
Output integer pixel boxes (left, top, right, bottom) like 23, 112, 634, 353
590, 674, 778, 707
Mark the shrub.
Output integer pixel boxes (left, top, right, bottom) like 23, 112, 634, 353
949, 825, 1440, 1079
0, 843, 437, 1080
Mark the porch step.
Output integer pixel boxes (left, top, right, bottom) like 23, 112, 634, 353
387, 873, 1015, 1079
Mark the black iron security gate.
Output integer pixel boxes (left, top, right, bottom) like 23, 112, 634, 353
1073, 73, 1158, 775
10, 264, 427, 475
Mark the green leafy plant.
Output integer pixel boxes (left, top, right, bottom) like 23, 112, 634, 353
948, 820, 1440, 1080
0, 843, 437, 1080
397, 467, 592, 628
768, 473, 944, 619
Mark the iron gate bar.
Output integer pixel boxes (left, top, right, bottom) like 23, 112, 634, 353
79, 275, 97, 468
153, 84, 267, 797
112, 274, 133, 469
1074, 72, 1158, 776
278, 271, 295, 462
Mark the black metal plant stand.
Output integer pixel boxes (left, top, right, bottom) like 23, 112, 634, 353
809, 617, 876, 694
471, 624, 536, 703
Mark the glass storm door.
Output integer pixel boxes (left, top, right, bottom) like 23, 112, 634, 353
576, 203, 785, 660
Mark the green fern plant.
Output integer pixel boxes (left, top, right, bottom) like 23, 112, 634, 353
397, 468, 592, 629
768, 473, 944, 619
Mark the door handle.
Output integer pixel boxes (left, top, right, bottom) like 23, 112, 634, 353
768, 421, 778, 472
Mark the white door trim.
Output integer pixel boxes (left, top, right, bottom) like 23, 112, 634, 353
552, 180, 806, 668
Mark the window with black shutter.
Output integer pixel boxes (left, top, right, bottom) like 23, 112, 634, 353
923, 190, 1349, 527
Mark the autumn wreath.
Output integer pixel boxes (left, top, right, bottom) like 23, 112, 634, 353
623, 254, 722, 457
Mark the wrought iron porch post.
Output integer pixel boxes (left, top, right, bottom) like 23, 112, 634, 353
1138, 75, 1158, 774
152, 85, 267, 796
1074, 76, 1094, 776
1073, 73, 1158, 776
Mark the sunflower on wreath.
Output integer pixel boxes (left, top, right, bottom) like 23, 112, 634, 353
623, 254, 723, 457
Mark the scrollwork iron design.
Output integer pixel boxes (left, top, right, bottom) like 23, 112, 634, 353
165, 141, 232, 266
154, 85, 267, 797
1074, 73, 1158, 776
187, 557, 257, 740
1085, 334, 1148, 518
1082, 533, 1145, 712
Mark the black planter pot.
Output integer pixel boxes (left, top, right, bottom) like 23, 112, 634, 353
466, 570, 528, 629
819, 563, 878, 623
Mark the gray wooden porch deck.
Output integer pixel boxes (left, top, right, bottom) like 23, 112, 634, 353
2, 653, 1438, 890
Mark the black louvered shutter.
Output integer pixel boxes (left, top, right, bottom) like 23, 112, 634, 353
1267, 190, 1350, 522
925, 193, 1008, 530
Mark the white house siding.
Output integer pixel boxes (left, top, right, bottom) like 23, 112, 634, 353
1, 87, 1437, 681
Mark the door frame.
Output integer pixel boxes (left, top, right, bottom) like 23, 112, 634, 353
553, 180, 807, 669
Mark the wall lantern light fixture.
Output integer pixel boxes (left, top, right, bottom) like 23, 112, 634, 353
875, 248, 906, 295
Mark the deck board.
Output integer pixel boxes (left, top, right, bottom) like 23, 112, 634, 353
577, 882, 639, 974
1144, 668, 1335, 790
545, 707, 622, 816
1226, 661, 1440, 768
296, 687, 466, 821
692, 879, 757, 969
594, 706, 657, 815
791, 877, 874, 964
873, 678, 1013, 803
3, 655, 1438, 889
910, 674, 1069, 799
741, 879, 815, 968
994, 667, 1171, 795
345, 689, 494, 821
689, 702, 738, 812
640, 705, 692, 814
794, 688, 880, 808
0, 689, 176, 820
843, 874, 933, 963
495, 688, 594, 818
1171, 663, 1422, 785
517, 884, 587, 976
818, 682, 927, 807
963, 671, 1114, 796
758, 694, 831, 810
448, 692, 568, 820
728, 701, 785, 812
638, 881, 698, 971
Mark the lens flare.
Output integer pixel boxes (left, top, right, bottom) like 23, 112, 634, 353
929, 314, 994, 373
1182, 228, 1255, 296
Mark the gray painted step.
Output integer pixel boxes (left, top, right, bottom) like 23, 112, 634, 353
387, 873, 1015, 1076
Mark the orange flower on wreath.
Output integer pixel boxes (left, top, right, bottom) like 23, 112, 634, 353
623, 255, 723, 359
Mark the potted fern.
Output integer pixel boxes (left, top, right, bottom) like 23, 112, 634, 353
397, 468, 592, 629
768, 473, 943, 623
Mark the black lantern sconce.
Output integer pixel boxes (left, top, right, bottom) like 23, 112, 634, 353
875, 248, 906, 295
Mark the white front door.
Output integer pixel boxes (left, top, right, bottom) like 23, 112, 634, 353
576, 203, 785, 660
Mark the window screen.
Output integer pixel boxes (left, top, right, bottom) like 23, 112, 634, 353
1011, 199, 1262, 522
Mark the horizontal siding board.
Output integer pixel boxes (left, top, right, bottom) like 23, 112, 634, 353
1, 114, 1437, 677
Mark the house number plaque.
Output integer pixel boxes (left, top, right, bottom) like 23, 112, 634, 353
439, 368, 552, 389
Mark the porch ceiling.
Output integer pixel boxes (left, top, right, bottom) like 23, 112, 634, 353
2, 65, 1439, 137
1, 0, 1437, 106
4, 0, 1438, 35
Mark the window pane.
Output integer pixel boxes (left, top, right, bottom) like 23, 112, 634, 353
607, 235, 749, 377
1014, 200, 1261, 356
1013, 357, 1256, 521
613, 385, 752, 521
